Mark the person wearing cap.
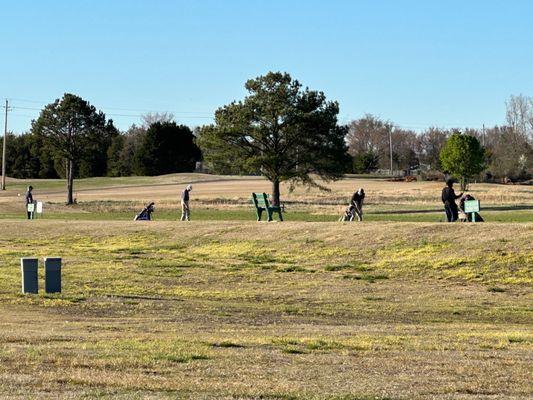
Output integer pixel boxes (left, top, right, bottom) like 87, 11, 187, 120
180, 184, 192, 221
350, 187, 365, 222
25, 185, 34, 219
441, 179, 463, 222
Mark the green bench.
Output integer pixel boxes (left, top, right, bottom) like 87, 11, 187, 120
251, 192, 283, 222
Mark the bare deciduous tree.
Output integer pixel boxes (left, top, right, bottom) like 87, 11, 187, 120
346, 114, 393, 170
415, 128, 449, 170
506, 94, 532, 142
141, 112, 175, 129
484, 125, 532, 180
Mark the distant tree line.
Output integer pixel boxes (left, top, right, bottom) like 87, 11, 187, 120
1, 94, 202, 203
345, 94, 533, 181
0, 98, 202, 179
108, 117, 201, 178
1, 82, 532, 203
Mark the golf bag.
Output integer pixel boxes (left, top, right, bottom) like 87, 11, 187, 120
459, 195, 484, 222
339, 205, 356, 222
134, 202, 155, 221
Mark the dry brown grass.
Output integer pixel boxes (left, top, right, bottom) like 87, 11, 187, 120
1, 174, 531, 220
0, 220, 531, 399
1, 174, 531, 205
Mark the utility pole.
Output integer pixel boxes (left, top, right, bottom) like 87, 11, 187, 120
389, 125, 393, 175
482, 123, 485, 147
1, 100, 9, 190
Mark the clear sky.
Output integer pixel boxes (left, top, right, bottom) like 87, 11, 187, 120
2, 0, 532, 133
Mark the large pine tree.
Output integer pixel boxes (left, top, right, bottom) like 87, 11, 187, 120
32, 93, 114, 204
197, 72, 350, 205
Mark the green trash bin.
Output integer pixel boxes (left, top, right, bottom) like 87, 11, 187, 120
44, 257, 62, 293
20, 258, 38, 294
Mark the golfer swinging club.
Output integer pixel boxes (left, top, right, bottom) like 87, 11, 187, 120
180, 184, 192, 221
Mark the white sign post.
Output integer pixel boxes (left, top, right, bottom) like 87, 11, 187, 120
36, 201, 43, 216
27, 203, 35, 220
464, 200, 480, 222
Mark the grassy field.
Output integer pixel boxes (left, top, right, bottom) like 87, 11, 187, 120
0, 174, 532, 399
0, 174, 532, 222
0, 221, 532, 399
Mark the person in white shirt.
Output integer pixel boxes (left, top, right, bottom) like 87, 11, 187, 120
180, 185, 192, 221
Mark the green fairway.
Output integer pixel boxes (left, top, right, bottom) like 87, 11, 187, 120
2, 174, 531, 224
1, 204, 531, 222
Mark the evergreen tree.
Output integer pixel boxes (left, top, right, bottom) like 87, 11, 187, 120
32, 93, 114, 204
197, 72, 349, 205
134, 122, 201, 176
78, 121, 119, 178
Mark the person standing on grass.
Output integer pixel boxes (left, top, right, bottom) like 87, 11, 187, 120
180, 184, 192, 221
25, 185, 34, 219
350, 188, 365, 222
441, 179, 463, 222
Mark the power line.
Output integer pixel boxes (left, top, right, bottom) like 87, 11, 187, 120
7, 97, 493, 132
8, 97, 213, 116
8, 113, 40, 118
11, 106, 41, 111
101, 106, 212, 114
339, 114, 489, 130
105, 112, 213, 119
8, 97, 48, 104
10, 105, 212, 116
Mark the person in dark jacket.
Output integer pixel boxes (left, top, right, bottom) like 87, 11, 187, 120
25, 185, 34, 219
350, 188, 365, 222
441, 179, 462, 222
180, 184, 192, 221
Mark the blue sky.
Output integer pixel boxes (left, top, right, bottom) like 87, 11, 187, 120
2, 0, 532, 133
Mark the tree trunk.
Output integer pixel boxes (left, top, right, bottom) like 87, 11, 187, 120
66, 159, 74, 205
460, 176, 468, 192
271, 179, 280, 206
